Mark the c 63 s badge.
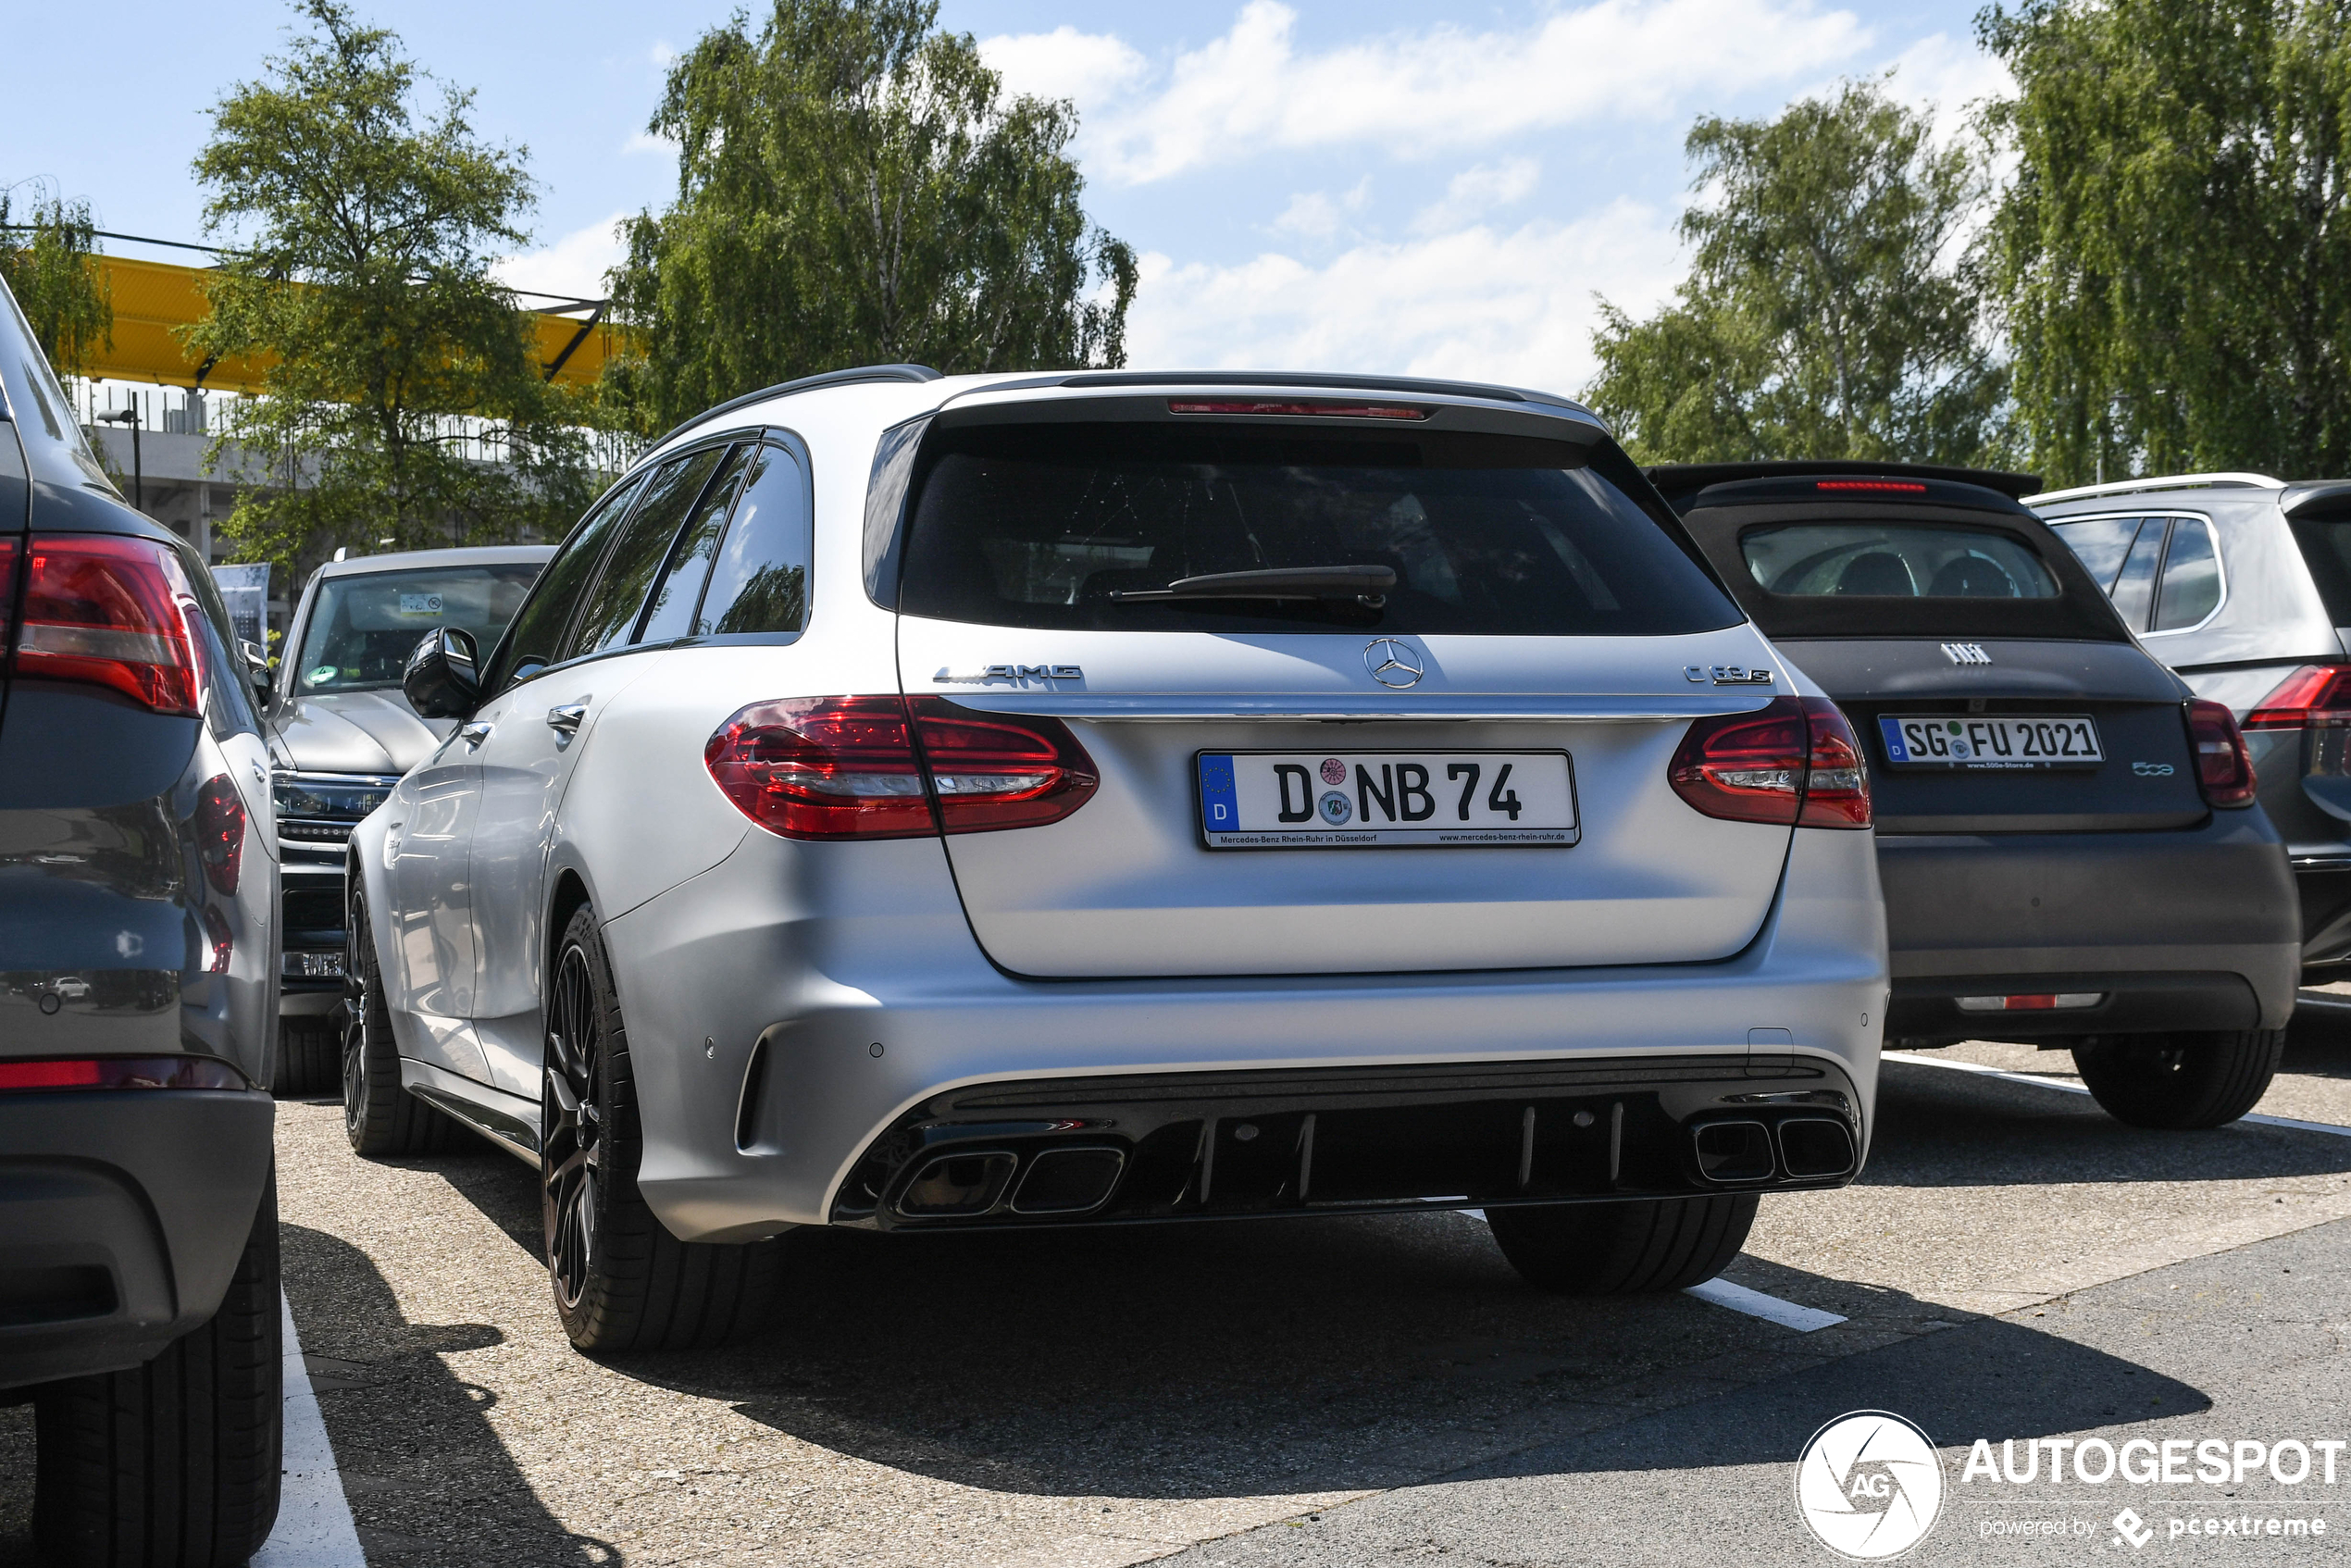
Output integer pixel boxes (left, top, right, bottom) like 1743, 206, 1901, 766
1687, 665, 1774, 686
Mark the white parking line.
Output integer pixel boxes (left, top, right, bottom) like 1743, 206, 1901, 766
1457, 1208, 1847, 1332
1886, 1052, 2351, 1138
1683, 1277, 1848, 1333
252, 1291, 366, 1568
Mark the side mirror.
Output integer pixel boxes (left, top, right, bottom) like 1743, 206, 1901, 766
242, 640, 272, 703
404, 627, 481, 719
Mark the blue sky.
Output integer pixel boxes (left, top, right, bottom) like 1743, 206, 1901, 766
5, 0, 2005, 394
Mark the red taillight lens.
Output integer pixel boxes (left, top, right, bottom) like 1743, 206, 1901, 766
1814, 479, 1927, 493
2185, 698, 2258, 807
703, 696, 1099, 840
909, 698, 1100, 833
13, 535, 200, 715
1670, 695, 1872, 829
2245, 664, 2351, 729
195, 775, 246, 894
0, 1055, 246, 1092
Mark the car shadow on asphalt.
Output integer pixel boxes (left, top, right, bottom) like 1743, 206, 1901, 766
417, 1145, 2196, 1506
1866, 1052, 2351, 1189
280, 1220, 622, 1566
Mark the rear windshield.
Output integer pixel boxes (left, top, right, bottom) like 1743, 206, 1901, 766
1741, 524, 2060, 599
295, 565, 542, 694
894, 423, 1740, 636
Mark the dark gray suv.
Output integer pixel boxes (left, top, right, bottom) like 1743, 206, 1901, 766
0, 280, 282, 1561
263, 545, 548, 1092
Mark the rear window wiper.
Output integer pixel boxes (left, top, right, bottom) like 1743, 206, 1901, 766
1108, 565, 1396, 606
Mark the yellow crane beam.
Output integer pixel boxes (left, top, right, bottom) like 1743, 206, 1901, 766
81, 254, 633, 392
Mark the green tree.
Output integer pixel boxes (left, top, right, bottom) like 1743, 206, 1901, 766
609, 0, 1138, 432
0, 185, 112, 380
188, 0, 602, 580
1585, 80, 2008, 466
1983, 0, 2351, 487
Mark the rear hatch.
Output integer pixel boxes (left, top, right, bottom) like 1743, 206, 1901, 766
1663, 475, 2204, 832
890, 402, 1802, 979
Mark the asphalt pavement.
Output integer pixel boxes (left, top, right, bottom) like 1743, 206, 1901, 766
6, 1006, 2351, 1566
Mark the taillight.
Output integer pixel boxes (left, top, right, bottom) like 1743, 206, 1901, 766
1670, 695, 1873, 829
0, 1055, 246, 1092
195, 774, 246, 894
2185, 698, 2258, 807
2245, 664, 2351, 729
703, 696, 1098, 840
13, 535, 200, 715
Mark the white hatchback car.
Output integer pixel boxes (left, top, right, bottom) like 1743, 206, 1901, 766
348, 368, 1888, 1351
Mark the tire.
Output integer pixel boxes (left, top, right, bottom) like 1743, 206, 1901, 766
342, 894, 461, 1157
542, 903, 783, 1352
1486, 1194, 1759, 1295
2074, 1029, 2285, 1129
270, 1014, 339, 1098
33, 1169, 283, 1567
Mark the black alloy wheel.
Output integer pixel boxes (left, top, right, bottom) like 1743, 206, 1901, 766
342, 895, 458, 1157
2073, 1029, 2287, 1129
541, 939, 605, 1317
539, 903, 786, 1353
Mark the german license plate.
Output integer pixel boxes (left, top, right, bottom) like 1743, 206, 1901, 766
1877, 715, 2104, 768
1196, 751, 1577, 848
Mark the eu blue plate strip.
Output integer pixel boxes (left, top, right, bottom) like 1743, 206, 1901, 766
1877, 716, 1909, 763
1197, 753, 1237, 835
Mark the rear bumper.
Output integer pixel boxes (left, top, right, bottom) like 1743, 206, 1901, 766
0, 1088, 274, 1390
1877, 814, 2300, 1031
598, 822, 1887, 1243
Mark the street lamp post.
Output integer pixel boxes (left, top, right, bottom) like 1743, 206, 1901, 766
96, 405, 143, 513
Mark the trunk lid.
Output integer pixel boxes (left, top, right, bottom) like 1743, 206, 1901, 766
1776, 639, 2205, 832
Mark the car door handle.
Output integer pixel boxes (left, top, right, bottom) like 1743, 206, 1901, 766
545, 703, 588, 735
459, 721, 493, 748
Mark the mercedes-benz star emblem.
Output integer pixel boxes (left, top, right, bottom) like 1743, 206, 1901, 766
1363, 639, 1424, 689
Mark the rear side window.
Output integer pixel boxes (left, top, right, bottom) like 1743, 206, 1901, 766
696, 444, 811, 635
484, 472, 646, 692
1739, 524, 2059, 599
639, 444, 754, 643
2290, 515, 2351, 626
2050, 515, 2223, 633
566, 446, 728, 659
895, 423, 1736, 636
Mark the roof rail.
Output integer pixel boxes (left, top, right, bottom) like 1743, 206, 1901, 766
2024, 471, 2286, 505
653, 364, 943, 448
1055, 368, 1590, 412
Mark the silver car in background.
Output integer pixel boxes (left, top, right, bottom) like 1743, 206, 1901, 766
263, 545, 550, 1091
2033, 473, 2351, 979
348, 368, 1889, 1352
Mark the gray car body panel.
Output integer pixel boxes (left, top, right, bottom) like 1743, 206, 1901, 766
349, 370, 1888, 1242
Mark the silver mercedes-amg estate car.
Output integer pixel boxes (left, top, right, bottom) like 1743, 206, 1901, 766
347, 367, 1888, 1350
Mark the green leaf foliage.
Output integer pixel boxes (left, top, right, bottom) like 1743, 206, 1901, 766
1586, 80, 2009, 467
187, 0, 604, 582
0, 188, 112, 381
1983, 0, 2351, 486
609, 0, 1138, 432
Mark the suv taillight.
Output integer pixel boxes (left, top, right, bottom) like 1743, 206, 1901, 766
11, 535, 200, 715
1670, 695, 1873, 829
2185, 698, 2258, 807
704, 696, 1099, 840
0, 1056, 246, 1092
2245, 664, 2351, 729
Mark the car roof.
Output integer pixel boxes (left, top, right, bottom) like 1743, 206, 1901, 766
1647, 460, 2043, 515
311, 544, 556, 580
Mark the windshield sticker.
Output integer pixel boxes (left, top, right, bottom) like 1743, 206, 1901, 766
398, 592, 446, 616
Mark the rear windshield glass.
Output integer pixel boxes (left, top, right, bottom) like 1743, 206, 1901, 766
1740, 524, 2060, 599
295, 565, 542, 694
894, 423, 1739, 636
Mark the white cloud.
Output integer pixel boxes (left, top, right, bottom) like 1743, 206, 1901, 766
496, 213, 629, 302
622, 129, 678, 157
1076, 0, 1873, 184
1883, 30, 2015, 143
1412, 158, 1540, 235
1270, 177, 1370, 240
1123, 198, 1683, 395
979, 25, 1149, 106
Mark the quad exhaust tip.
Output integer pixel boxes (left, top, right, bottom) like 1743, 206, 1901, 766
1690, 1117, 1856, 1184
893, 1145, 1127, 1220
